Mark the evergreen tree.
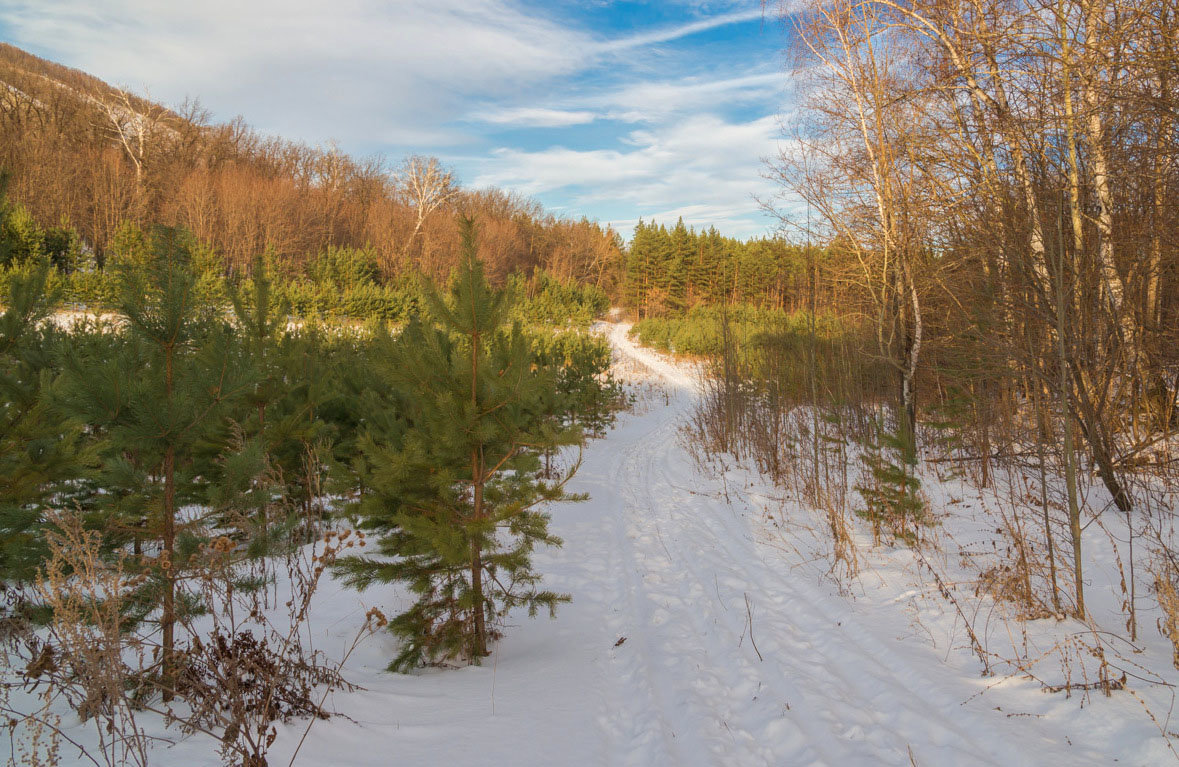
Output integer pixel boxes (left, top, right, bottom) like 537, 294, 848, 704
0, 266, 85, 588
665, 218, 693, 313
623, 219, 804, 315
337, 218, 582, 670
624, 219, 653, 315
0, 203, 45, 269
265, 324, 349, 521
56, 227, 252, 696
855, 414, 926, 544
106, 220, 152, 271
0, 170, 14, 268
41, 219, 87, 274
194, 252, 290, 547
229, 252, 286, 430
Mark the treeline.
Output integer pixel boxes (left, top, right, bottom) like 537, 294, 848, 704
0, 44, 827, 324
623, 218, 813, 317
0, 179, 609, 325
0, 43, 622, 290
0, 221, 622, 765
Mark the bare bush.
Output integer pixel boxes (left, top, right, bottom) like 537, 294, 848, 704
2, 501, 379, 767
24, 511, 153, 767
157, 529, 373, 767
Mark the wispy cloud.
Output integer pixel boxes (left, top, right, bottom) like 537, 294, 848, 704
0, 0, 790, 236
468, 71, 783, 129
597, 7, 766, 52
592, 72, 783, 123
0, 0, 591, 144
472, 114, 784, 237
475, 107, 599, 128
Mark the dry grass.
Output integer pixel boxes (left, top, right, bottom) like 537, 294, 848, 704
27, 510, 152, 767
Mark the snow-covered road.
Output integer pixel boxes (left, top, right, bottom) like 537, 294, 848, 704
254, 321, 1117, 767
538, 323, 1082, 767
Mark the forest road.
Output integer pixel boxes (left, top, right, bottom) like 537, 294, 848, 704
562, 322, 1094, 767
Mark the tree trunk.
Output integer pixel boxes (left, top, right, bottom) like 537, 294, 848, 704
162, 343, 176, 701
470, 450, 487, 661
1055, 211, 1085, 620
469, 323, 487, 660
162, 444, 176, 701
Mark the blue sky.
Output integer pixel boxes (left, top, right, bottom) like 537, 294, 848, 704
0, 0, 795, 238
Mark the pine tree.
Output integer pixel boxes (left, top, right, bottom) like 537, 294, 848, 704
0, 170, 14, 268
624, 219, 653, 315
227, 252, 286, 433
855, 414, 926, 544
699, 227, 725, 304
195, 252, 291, 548
666, 218, 693, 313
337, 218, 582, 670
0, 265, 86, 588
55, 226, 252, 697
265, 324, 349, 522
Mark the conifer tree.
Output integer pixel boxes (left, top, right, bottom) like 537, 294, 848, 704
0, 265, 86, 587
194, 252, 290, 545
228, 252, 286, 433
666, 218, 693, 312
56, 227, 252, 697
624, 219, 653, 315
338, 218, 582, 670
0, 170, 13, 267
265, 324, 350, 521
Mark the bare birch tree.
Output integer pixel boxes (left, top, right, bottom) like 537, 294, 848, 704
395, 155, 460, 258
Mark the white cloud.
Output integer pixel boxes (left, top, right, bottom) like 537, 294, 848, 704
456, 69, 786, 157
0, 0, 591, 147
475, 107, 599, 128
472, 114, 785, 237
594, 72, 784, 123
0, 0, 793, 235
462, 71, 784, 130
597, 7, 767, 52
0, 0, 777, 145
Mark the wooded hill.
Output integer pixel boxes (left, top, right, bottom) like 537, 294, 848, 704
0, 43, 622, 291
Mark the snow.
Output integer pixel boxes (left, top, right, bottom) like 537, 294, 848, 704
6, 321, 1176, 765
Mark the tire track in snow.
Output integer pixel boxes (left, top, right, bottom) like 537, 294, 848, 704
612, 401, 843, 766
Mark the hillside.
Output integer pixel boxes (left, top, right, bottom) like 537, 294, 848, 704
0, 43, 621, 288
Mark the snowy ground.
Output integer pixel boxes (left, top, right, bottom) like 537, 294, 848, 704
8, 321, 1176, 765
